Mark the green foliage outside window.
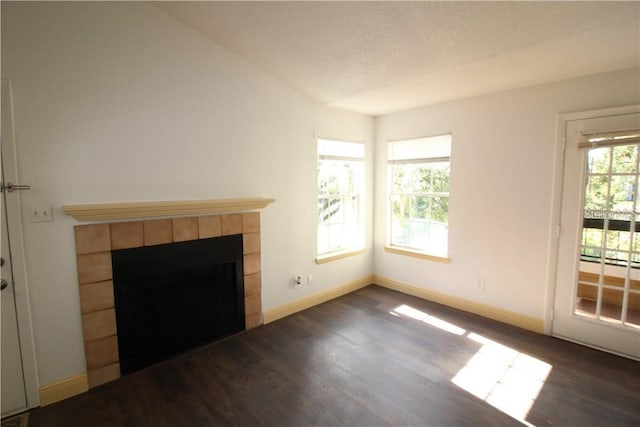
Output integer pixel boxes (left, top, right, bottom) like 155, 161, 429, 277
581, 144, 640, 266
390, 162, 450, 253
391, 162, 450, 224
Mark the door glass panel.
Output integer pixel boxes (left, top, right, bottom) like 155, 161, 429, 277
582, 228, 603, 248
584, 175, 608, 210
611, 144, 638, 174
600, 289, 624, 324
586, 147, 610, 174
576, 143, 640, 329
575, 283, 598, 318
609, 175, 635, 212
626, 291, 640, 328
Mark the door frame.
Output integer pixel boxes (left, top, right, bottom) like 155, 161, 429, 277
545, 104, 640, 336
2, 80, 40, 411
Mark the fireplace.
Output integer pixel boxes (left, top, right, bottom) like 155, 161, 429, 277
73, 212, 263, 388
112, 235, 245, 374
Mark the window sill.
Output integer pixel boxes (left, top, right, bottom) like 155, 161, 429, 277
384, 246, 451, 263
315, 248, 366, 265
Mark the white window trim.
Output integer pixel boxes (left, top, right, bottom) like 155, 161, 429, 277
317, 137, 365, 260
386, 134, 452, 260
384, 245, 451, 263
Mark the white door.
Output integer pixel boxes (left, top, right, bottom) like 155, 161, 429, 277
1, 81, 38, 417
1, 182, 28, 415
553, 107, 640, 360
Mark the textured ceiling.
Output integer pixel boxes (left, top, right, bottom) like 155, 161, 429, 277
156, 1, 640, 116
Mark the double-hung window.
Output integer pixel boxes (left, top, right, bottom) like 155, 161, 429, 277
387, 134, 452, 258
317, 138, 365, 258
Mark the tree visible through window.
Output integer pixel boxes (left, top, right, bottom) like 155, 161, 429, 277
581, 143, 640, 267
388, 135, 452, 257
317, 139, 364, 257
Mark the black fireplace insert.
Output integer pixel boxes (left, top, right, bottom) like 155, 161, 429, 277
112, 234, 244, 374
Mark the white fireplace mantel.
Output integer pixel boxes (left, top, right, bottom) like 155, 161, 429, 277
63, 197, 275, 222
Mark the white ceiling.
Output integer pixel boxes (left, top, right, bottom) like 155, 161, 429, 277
156, 1, 640, 116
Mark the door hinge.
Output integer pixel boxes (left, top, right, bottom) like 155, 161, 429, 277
556, 224, 561, 238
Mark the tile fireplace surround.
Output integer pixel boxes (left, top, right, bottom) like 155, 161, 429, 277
73, 212, 263, 388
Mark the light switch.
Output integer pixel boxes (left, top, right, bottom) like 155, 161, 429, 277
30, 205, 53, 223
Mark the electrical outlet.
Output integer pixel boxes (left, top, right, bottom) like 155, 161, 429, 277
30, 205, 53, 223
476, 277, 486, 291
293, 275, 302, 289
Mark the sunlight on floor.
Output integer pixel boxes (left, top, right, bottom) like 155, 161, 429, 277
390, 304, 553, 426
452, 333, 552, 426
391, 304, 467, 335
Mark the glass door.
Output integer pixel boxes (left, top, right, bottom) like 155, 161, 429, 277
578, 142, 640, 330
553, 109, 640, 359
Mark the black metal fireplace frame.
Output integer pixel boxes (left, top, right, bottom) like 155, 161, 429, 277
112, 234, 245, 374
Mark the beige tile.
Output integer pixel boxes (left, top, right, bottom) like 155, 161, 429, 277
74, 224, 111, 255
243, 253, 261, 276
172, 217, 198, 242
82, 308, 117, 342
242, 232, 261, 255
198, 215, 221, 239
84, 335, 119, 370
245, 293, 261, 317
242, 212, 260, 233
88, 363, 120, 388
221, 214, 242, 236
143, 219, 173, 246
110, 221, 143, 250
79, 281, 114, 313
77, 252, 113, 285
245, 313, 261, 330
244, 272, 261, 297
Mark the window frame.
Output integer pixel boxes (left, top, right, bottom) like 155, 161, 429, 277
386, 134, 452, 261
316, 137, 365, 262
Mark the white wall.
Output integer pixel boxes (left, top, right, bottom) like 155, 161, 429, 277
374, 68, 640, 320
4, 0, 638, 390
1, 2, 374, 386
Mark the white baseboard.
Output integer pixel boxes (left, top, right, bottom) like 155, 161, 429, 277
39, 373, 89, 406
263, 275, 373, 324
373, 275, 544, 333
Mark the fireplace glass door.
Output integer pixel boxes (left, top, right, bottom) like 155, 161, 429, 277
112, 234, 244, 374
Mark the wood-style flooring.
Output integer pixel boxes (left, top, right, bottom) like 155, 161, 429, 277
27, 285, 640, 426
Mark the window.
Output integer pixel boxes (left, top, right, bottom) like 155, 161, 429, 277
317, 138, 365, 258
575, 128, 640, 329
387, 134, 452, 258
579, 129, 640, 267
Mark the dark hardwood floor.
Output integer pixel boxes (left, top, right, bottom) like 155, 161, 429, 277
28, 285, 640, 426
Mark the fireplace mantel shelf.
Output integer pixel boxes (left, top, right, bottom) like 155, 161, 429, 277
63, 197, 275, 222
